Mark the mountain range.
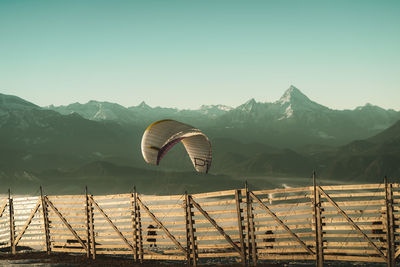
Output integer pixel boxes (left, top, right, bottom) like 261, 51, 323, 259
0, 86, 399, 194
46, 86, 400, 147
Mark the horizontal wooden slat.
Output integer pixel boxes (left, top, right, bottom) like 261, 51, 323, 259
255, 224, 312, 231
323, 209, 383, 216
47, 195, 85, 199
252, 187, 311, 195
196, 234, 240, 241
257, 247, 312, 253
51, 235, 85, 241
95, 250, 133, 255
191, 189, 236, 199
321, 200, 384, 207
255, 201, 311, 209
320, 184, 382, 191
256, 241, 314, 247
91, 200, 130, 206
17, 241, 44, 247
92, 225, 132, 230
49, 224, 86, 229
95, 244, 132, 249
324, 233, 386, 238
256, 232, 315, 239
142, 254, 186, 260
327, 192, 384, 198
93, 193, 131, 200
325, 241, 386, 247
322, 216, 384, 223
47, 207, 85, 212
257, 254, 315, 260
323, 225, 384, 230
269, 194, 312, 202
196, 252, 240, 258
51, 247, 86, 253
255, 217, 311, 225
324, 248, 380, 254
194, 217, 238, 224
93, 207, 130, 213
139, 194, 184, 201
191, 199, 236, 208
324, 255, 385, 262
45, 200, 84, 205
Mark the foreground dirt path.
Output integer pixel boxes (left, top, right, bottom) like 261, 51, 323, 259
0, 252, 283, 266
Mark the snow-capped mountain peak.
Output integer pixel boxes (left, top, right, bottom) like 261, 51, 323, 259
238, 98, 257, 112
197, 104, 233, 116
277, 85, 311, 105
199, 104, 233, 111
278, 104, 294, 120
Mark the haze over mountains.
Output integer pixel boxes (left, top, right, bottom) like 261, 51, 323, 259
1, 86, 399, 194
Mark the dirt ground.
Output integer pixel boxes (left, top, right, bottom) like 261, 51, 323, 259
0, 252, 283, 266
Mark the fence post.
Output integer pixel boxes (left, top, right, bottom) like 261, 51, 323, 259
134, 188, 143, 263
40, 186, 51, 254
186, 192, 197, 266
184, 191, 191, 265
384, 177, 395, 267
85, 186, 91, 259
245, 182, 257, 266
131, 186, 138, 262
8, 189, 15, 254
313, 172, 323, 267
235, 189, 246, 266
86, 187, 96, 259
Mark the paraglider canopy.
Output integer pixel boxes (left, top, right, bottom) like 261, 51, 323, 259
141, 119, 212, 173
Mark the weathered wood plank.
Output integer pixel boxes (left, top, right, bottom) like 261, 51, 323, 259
45, 198, 87, 252
14, 200, 40, 246
324, 248, 380, 254
142, 254, 187, 260
139, 194, 184, 201
320, 200, 384, 207
235, 189, 246, 265
318, 186, 385, 259
51, 247, 86, 253
92, 193, 131, 200
257, 254, 315, 260
186, 193, 196, 266
324, 255, 385, 262
8, 191, 16, 254
190, 196, 241, 256
252, 186, 312, 195
137, 197, 187, 255
320, 184, 382, 191
0, 201, 8, 218
327, 192, 385, 198
197, 252, 241, 258
250, 191, 314, 256
191, 189, 236, 199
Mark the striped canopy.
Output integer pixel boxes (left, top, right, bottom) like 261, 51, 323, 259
141, 119, 212, 173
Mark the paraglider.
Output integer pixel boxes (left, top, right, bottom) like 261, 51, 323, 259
141, 119, 212, 173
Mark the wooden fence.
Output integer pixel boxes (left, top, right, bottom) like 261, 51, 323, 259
0, 178, 399, 266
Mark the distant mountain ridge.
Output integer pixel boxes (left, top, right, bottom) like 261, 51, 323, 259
45, 86, 400, 147
1, 87, 400, 192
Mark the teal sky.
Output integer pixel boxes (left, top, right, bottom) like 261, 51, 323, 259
0, 0, 399, 110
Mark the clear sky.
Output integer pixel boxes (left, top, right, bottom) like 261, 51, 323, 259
0, 0, 399, 110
